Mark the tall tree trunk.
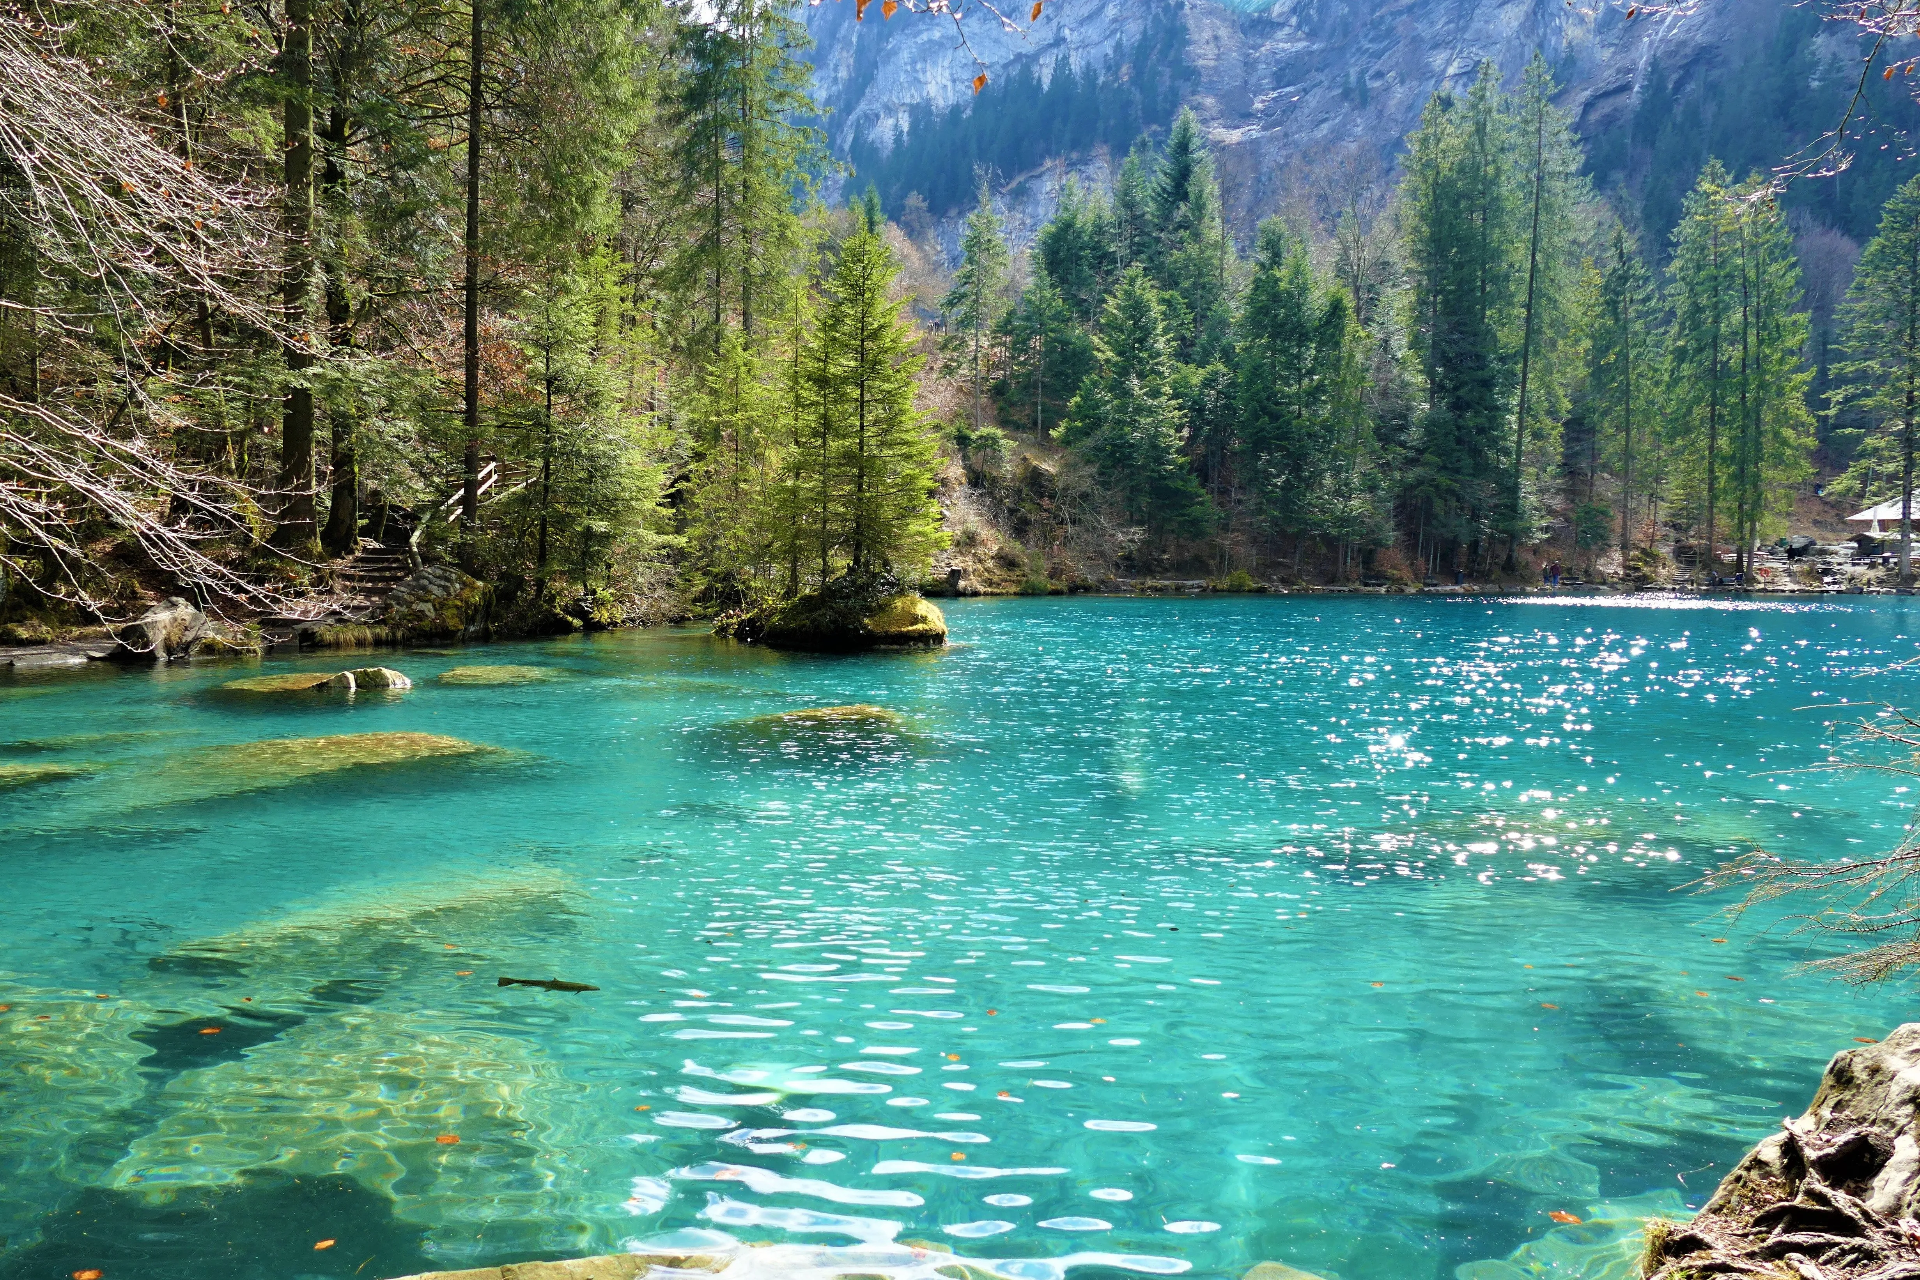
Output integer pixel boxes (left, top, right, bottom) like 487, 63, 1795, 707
1505, 108, 1545, 574
319, 83, 358, 555
273, 0, 317, 552
460, 0, 483, 572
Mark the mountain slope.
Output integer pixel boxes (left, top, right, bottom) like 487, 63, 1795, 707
808, 0, 1920, 248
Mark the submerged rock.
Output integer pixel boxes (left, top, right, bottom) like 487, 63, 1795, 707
437, 665, 555, 685
112, 597, 206, 662
1642, 1022, 1920, 1279
0, 761, 93, 789
1243, 1265, 1334, 1280
349, 666, 412, 690
218, 672, 354, 694
747, 703, 906, 729
152, 732, 492, 806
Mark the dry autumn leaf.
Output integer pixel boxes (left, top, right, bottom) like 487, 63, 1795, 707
314, 1240, 336, 1251
855, 0, 869, 18
1030, 0, 1042, 17
1625, 5, 1636, 15
1091, 1018, 1106, 1024
973, 72, 988, 93
1370, 982, 1384, 988
882, 0, 897, 15
74, 1270, 103, 1279
1888, 66, 1897, 79
456, 971, 473, 976
1541, 1003, 1559, 1010
987, 1008, 997, 1015
950, 1152, 966, 1161
436, 1134, 460, 1144
199, 1026, 222, 1035
1548, 1210, 1581, 1224
1857, 1037, 1880, 1044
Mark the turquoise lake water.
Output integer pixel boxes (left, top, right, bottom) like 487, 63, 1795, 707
2, 595, 1917, 1280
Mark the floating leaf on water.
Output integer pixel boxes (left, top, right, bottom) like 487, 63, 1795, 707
313, 1240, 336, 1250
436, 1134, 460, 1144
198, 1027, 221, 1035
74, 1270, 103, 1279
1547, 1210, 1582, 1224
1857, 1037, 1880, 1044
1370, 982, 1384, 988
1694, 991, 1709, 998
1541, 1003, 1559, 1010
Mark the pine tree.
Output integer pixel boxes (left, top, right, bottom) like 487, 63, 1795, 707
668, 0, 822, 353
1400, 63, 1520, 573
1112, 140, 1157, 271
1836, 173, 1920, 586
821, 228, 945, 576
1147, 108, 1234, 365
943, 177, 1011, 435
1036, 177, 1115, 322
1501, 54, 1588, 564
1586, 224, 1659, 561
1065, 265, 1210, 536
999, 273, 1086, 440
1666, 164, 1812, 576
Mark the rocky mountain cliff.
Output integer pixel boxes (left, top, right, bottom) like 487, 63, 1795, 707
804, 0, 1889, 250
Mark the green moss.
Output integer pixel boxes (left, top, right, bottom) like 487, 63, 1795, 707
174, 732, 491, 799
218, 673, 349, 694
310, 624, 405, 649
862, 594, 947, 644
0, 761, 94, 789
746, 704, 906, 730
437, 665, 558, 685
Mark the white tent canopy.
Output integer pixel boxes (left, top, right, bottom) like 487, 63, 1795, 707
1849, 497, 1920, 532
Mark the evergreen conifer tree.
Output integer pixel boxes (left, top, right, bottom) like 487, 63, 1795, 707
1587, 224, 1659, 561
821, 229, 946, 576
943, 177, 1012, 434
1065, 265, 1210, 536
1836, 173, 1920, 585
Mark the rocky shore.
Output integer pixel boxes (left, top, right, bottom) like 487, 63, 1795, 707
1643, 1024, 1920, 1279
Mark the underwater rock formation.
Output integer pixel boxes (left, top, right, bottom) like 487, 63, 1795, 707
747, 704, 906, 729
1642, 1022, 1920, 1279
0, 761, 94, 789
437, 665, 556, 685
219, 672, 355, 694
350, 666, 412, 689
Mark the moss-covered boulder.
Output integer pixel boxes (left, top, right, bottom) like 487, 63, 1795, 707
437, 665, 556, 685
219, 672, 355, 694
747, 704, 906, 730
718, 575, 946, 653
349, 666, 412, 689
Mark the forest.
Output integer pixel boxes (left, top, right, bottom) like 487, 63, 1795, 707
6, 0, 1920, 639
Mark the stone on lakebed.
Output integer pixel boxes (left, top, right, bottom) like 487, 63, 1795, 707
437, 665, 556, 685
0, 762, 94, 790
220, 672, 355, 694
747, 704, 906, 730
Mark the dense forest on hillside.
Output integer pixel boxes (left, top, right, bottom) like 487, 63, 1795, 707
9, 0, 1920, 640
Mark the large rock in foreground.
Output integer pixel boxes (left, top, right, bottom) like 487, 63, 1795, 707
112, 597, 206, 661
717, 578, 946, 653
1643, 1022, 1920, 1279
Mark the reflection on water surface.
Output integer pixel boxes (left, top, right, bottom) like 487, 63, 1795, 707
0, 596, 1915, 1280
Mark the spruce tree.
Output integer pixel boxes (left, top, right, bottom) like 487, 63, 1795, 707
1501, 55, 1588, 564
1591, 225, 1659, 562
999, 273, 1086, 440
1836, 173, 1920, 586
1667, 165, 1812, 576
821, 228, 945, 576
1064, 265, 1210, 536
1037, 178, 1115, 322
1400, 63, 1520, 573
943, 178, 1011, 435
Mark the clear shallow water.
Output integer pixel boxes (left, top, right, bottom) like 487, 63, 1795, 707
2, 595, 1917, 1280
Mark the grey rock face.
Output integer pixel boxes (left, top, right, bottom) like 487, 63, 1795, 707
807, 0, 1728, 243
1643, 1022, 1920, 1278
112, 597, 207, 662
